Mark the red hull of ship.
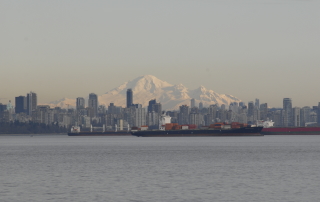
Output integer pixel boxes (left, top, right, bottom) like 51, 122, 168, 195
261, 127, 320, 135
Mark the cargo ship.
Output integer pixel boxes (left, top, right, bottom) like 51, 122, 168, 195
131, 116, 263, 137
131, 126, 263, 137
68, 126, 131, 136
258, 120, 320, 135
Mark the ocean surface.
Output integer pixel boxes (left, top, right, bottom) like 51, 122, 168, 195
1, 135, 320, 202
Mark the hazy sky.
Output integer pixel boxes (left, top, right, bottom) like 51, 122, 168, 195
1, 0, 319, 108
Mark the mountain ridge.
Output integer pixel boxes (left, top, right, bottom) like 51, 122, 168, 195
43, 75, 241, 110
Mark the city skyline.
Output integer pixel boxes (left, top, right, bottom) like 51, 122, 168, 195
2, 88, 319, 130
1, 1, 320, 107
2, 75, 320, 110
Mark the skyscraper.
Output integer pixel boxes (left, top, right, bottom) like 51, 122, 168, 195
300, 106, 311, 126
317, 102, 320, 126
239, 102, 245, 107
259, 103, 268, 121
126, 89, 133, 108
255, 99, 260, 109
76, 97, 85, 110
199, 102, 203, 110
283, 98, 292, 127
191, 98, 195, 108
147, 99, 157, 112
27, 91, 37, 116
88, 93, 98, 117
178, 105, 189, 125
247, 101, 254, 117
134, 107, 146, 127
15, 96, 27, 114
293, 107, 301, 127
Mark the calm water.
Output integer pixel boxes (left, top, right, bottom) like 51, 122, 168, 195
1, 135, 320, 202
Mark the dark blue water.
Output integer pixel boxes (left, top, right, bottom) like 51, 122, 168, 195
1, 135, 320, 202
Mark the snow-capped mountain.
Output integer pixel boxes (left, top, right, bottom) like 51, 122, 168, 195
46, 75, 241, 110
45, 98, 76, 108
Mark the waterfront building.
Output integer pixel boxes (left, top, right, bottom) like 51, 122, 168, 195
247, 101, 254, 123
147, 99, 162, 114
15, 96, 27, 114
317, 102, 320, 126
178, 105, 189, 125
35, 105, 51, 124
310, 111, 317, 123
134, 107, 146, 127
260, 103, 268, 121
273, 110, 282, 127
0, 103, 7, 120
189, 113, 200, 126
205, 105, 217, 125
293, 107, 301, 127
147, 111, 160, 129
238, 113, 247, 124
204, 113, 213, 126
283, 98, 293, 127
217, 108, 227, 122
166, 111, 178, 123
300, 106, 311, 126
27, 91, 37, 116
108, 103, 117, 114
88, 93, 98, 117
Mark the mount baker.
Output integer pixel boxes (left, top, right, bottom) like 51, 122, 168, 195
46, 75, 241, 110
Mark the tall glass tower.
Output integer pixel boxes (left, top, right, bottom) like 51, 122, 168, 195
27, 91, 37, 116
126, 89, 133, 108
88, 93, 98, 117
283, 98, 292, 127
76, 97, 85, 110
15, 96, 27, 114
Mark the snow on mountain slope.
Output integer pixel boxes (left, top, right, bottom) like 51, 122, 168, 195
47, 75, 241, 110
44, 98, 76, 108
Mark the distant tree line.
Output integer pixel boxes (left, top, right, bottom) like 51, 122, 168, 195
0, 121, 67, 134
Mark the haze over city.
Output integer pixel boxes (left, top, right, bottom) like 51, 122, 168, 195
1, 0, 320, 107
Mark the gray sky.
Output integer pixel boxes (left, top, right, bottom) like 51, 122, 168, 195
1, 0, 319, 108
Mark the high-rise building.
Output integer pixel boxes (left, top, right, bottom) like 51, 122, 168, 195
260, 103, 268, 121
283, 98, 292, 127
239, 102, 245, 107
15, 96, 27, 114
300, 106, 311, 126
88, 93, 98, 117
273, 110, 282, 127
247, 101, 254, 117
27, 91, 37, 116
76, 97, 85, 110
191, 98, 195, 108
134, 107, 146, 127
317, 102, 320, 126
178, 105, 189, 125
0, 103, 7, 119
255, 99, 260, 109
292, 107, 301, 127
147, 99, 162, 114
189, 113, 200, 126
126, 89, 133, 108
221, 104, 226, 110
199, 102, 203, 110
